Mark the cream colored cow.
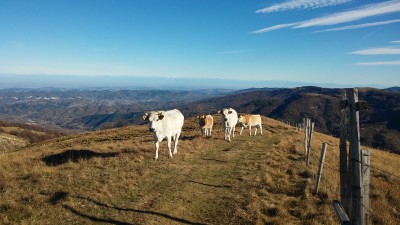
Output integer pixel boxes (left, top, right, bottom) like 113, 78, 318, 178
218, 108, 238, 142
142, 109, 184, 160
197, 114, 214, 137
238, 114, 263, 136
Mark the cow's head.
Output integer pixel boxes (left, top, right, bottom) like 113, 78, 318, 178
197, 115, 206, 126
219, 108, 234, 126
238, 114, 245, 123
143, 111, 164, 132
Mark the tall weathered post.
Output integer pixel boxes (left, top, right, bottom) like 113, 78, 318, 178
334, 88, 369, 225
340, 90, 350, 214
348, 88, 364, 225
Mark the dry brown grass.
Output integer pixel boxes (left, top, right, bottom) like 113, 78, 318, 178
0, 115, 399, 224
0, 133, 28, 152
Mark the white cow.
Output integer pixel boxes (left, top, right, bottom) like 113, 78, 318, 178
218, 108, 238, 142
197, 114, 214, 137
142, 109, 184, 159
238, 114, 263, 136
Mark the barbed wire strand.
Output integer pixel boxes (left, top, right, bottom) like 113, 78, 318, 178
303, 135, 400, 180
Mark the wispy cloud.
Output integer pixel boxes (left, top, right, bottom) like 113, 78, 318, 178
253, 0, 400, 33
392, 40, 400, 44
351, 47, 400, 55
256, 0, 351, 14
251, 23, 299, 34
356, 61, 400, 65
295, 0, 400, 28
315, 19, 400, 32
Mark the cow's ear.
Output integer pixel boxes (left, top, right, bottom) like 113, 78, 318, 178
217, 110, 221, 114
228, 110, 232, 114
142, 113, 149, 121
158, 113, 164, 120
196, 115, 200, 119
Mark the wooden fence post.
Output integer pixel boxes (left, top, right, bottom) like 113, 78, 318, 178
332, 200, 352, 225
334, 88, 369, 225
304, 117, 308, 154
348, 88, 364, 225
362, 149, 370, 225
340, 90, 351, 214
306, 121, 314, 167
314, 143, 328, 194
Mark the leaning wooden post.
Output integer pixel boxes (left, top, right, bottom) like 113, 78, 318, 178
340, 90, 351, 214
332, 200, 352, 225
314, 143, 328, 194
347, 88, 364, 225
362, 149, 370, 225
304, 117, 308, 154
306, 121, 314, 167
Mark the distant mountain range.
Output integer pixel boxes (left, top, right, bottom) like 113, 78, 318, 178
0, 88, 231, 130
0, 86, 399, 153
385, 86, 400, 92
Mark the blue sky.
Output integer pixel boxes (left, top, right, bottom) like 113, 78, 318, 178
0, 0, 400, 88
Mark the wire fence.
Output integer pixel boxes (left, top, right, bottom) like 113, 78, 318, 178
305, 137, 400, 223
273, 118, 399, 222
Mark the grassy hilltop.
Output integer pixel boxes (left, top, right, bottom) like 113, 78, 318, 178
0, 115, 399, 224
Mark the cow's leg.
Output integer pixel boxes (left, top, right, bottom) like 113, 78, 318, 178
154, 141, 160, 160
224, 128, 228, 140
260, 124, 263, 135
173, 131, 181, 154
167, 136, 172, 158
254, 127, 258, 136
209, 127, 212, 136
239, 126, 244, 135
249, 126, 252, 136
232, 126, 235, 138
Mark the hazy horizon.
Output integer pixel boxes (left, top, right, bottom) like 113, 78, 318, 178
0, 74, 393, 90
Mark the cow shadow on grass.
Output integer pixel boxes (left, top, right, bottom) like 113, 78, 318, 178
62, 204, 133, 225
42, 149, 119, 166
48, 192, 134, 225
180, 135, 197, 141
62, 195, 207, 225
